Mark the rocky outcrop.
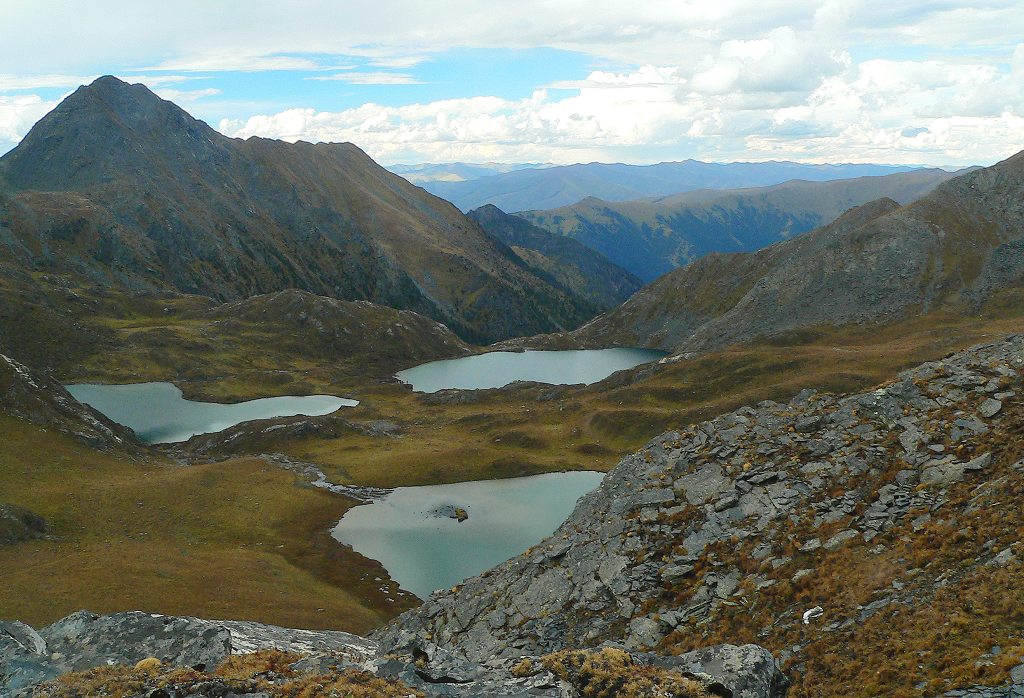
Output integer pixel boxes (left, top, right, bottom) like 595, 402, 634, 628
0, 353, 138, 451
0, 611, 373, 697
0, 610, 786, 697
0, 504, 48, 545
373, 334, 1024, 681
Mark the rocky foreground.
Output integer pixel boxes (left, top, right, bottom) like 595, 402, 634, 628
4, 334, 1024, 696
1, 610, 783, 696
374, 333, 1024, 696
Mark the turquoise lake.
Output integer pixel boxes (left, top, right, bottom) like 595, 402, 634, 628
395, 347, 666, 393
65, 382, 357, 444
332, 471, 604, 598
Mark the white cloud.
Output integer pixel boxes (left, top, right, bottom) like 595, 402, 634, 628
146, 55, 322, 73
0, 94, 59, 152
218, 46, 1024, 167
0, 74, 95, 91
3, 2, 1024, 164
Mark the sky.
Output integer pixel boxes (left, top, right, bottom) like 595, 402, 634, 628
1, 1, 1022, 166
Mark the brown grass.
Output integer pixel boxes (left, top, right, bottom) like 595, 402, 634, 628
541, 647, 712, 698
0, 417, 415, 631
34, 649, 423, 698
661, 390, 1024, 697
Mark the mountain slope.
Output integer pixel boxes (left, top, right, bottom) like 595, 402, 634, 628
0, 77, 598, 345
374, 334, 1024, 697
422, 160, 920, 212
573, 150, 1024, 352
467, 205, 643, 312
519, 168, 960, 281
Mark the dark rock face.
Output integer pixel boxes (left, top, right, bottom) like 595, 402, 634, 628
0, 353, 138, 451
0, 504, 48, 545
373, 335, 1024, 671
0, 610, 785, 697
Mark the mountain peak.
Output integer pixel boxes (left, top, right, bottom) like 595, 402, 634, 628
0, 76, 223, 191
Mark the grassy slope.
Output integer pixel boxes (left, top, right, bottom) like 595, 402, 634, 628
0, 417, 415, 631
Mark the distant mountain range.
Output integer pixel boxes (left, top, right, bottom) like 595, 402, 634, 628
416, 160, 926, 212
0, 77, 609, 351
387, 162, 548, 184
518, 168, 962, 281
571, 150, 1024, 352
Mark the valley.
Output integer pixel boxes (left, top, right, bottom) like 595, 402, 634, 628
2, 75, 1024, 698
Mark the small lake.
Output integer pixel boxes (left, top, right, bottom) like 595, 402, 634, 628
65, 382, 358, 444
396, 347, 666, 393
332, 471, 603, 598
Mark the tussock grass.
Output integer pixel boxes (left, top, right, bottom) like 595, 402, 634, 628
35, 649, 423, 698
0, 417, 414, 630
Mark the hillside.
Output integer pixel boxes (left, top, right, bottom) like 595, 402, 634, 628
375, 334, 1024, 697
468, 204, 643, 312
422, 160, 919, 213
519, 168, 960, 281
0, 77, 598, 346
573, 150, 1024, 351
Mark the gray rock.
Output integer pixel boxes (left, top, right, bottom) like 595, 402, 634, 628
1012, 662, 1024, 684
795, 415, 825, 433
823, 530, 859, 551
0, 504, 48, 545
979, 398, 1003, 418
921, 452, 992, 486
678, 464, 731, 505
652, 643, 789, 698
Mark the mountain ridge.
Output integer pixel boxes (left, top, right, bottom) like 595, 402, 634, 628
467, 204, 643, 312
0, 76, 602, 347
420, 159, 926, 213
569, 149, 1024, 352
518, 168, 962, 281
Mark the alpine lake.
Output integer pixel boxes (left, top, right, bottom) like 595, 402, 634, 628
67, 347, 665, 597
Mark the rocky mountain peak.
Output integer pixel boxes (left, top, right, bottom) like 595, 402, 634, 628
0, 76, 224, 191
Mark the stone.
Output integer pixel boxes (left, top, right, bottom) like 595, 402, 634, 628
0, 504, 48, 545
1011, 663, 1024, 684
979, 398, 1003, 418
791, 569, 814, 583
799, 538, 822, 552
651, 643, 790, 698
795, 415, 825, 433
991, 548, 1017, 567
823, 530, 859, 551
678, 465, 730, 505
921, 452, 992, 486
661, 564, 694, 583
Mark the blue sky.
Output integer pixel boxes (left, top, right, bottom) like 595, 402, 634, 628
1, 1, 1022, 166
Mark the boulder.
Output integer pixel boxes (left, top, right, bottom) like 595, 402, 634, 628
0, 504, 48, 545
